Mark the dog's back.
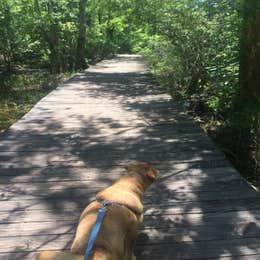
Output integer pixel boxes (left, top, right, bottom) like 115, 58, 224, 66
37, 248, 114, 260
71, 201, 138, 259
37, 251, 83, 260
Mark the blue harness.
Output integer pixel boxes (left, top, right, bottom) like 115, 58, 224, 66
84, 200, 124, 260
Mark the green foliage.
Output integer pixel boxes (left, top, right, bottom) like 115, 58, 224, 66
0, 70, 72, 132
0, 0, 259, 178
137, 0, 242, 119
0, 0, 136, 72
0, 0, 19, 70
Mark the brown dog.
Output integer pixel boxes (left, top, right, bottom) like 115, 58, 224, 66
38, 162, 159, 260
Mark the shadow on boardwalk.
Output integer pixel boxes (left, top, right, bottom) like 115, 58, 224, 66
0, 55, 260, 259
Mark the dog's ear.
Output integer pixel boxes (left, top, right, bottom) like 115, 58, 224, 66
123, 164, 131, 171
146, 169, 159, 182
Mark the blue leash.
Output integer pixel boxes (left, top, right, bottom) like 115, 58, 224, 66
84, 206, 107, 260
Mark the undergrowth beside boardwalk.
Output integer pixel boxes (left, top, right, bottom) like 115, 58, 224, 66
0, 70, 73, 132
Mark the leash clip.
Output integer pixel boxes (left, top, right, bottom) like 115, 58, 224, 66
102, 200, 113, 207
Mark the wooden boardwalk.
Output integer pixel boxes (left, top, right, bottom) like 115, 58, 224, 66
1, 55, 260, 259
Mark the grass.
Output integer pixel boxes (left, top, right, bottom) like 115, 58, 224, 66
0, 70, 74, 133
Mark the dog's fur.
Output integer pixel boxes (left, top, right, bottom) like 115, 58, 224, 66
38, 162, 159, 260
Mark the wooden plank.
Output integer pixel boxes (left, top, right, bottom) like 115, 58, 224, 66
4, 121, 198, 133
13, 119, 193, 129
0, 158, 226, 169
1, 218, 260, 249
0, 166, 241, 183
0, 179, 247, 197
1, 184, 257, 203
1, 128, 206, 141
19, 113, 191, 124
14, 120, 198, 129
35, 98, 175, 106
15, 114, 192, 125
0, 140, 215, 153
0, 146, 221, 157
135, 238, 260, 259
25, 105, 185, 115
0, 151, 225, 169
2, 194, 260, 215
0, 193, 259, 223
0, 159, 231, 177
0, 131, 211, 144
1, 251, 259, 260
1, 234, 260, 259
0, 141, 211, 155
32, 107, 179, 114
0, 135, 214, 152
1, 177, 257, 204
1, 217, 260, 246
6, 122, 203, 133
3, 200, 260, 224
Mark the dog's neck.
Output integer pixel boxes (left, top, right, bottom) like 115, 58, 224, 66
119, 171, 148, 198
128, 170, 152, 191
95, 171, 150, 215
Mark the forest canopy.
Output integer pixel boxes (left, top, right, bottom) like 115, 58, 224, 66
0, 0, 259, 184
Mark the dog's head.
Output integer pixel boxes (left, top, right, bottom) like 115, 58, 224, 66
124, 162, 159, 186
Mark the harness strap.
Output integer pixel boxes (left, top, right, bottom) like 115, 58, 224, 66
96, 198, 142, 216
84, 206, 107, 260
84, 199, 142, 259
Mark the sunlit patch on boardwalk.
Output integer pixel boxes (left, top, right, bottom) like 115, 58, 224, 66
0, 55, 260, 259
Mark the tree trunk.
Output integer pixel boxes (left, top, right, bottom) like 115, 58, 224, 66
49, 23, 61, 73
239, 0, 260, 100
34, 0, 40, 15
76, 0, 87, 70
239, 0, 260, 162
47, 0, 61, 73
257, 114, 260, 163
34, 0, 60, 73
106, 0, 113, 41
